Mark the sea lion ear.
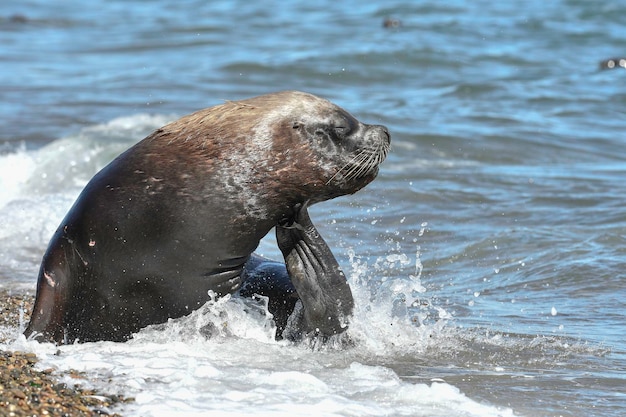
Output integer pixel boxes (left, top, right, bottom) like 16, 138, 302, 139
292, 121, 303, 130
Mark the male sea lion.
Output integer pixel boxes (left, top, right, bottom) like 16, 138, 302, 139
25, 91, 390, 344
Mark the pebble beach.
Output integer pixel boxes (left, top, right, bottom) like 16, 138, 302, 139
0, 290, 130, 417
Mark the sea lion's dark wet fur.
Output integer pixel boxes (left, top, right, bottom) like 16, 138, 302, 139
25, 91, 390, 344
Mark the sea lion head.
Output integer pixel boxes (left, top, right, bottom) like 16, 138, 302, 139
242, 91, 391, 205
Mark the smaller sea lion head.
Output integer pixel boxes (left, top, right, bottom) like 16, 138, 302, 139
599, 57, 626, 70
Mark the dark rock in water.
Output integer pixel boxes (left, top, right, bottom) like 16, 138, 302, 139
383, 17, 402, 29
10, 14, 28, 23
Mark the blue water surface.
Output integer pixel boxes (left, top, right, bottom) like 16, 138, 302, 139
1, 1, 625, 416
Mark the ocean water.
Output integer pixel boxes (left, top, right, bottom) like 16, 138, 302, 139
1, 1, 625, 416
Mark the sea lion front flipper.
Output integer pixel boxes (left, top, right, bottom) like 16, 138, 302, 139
24, 240, 73, 344
276, 202, 354, 337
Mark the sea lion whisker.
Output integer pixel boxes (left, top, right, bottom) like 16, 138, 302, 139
325, 149, 368, 185
345, 149, 379, 180
327, 149, 373, 185
346, 155, 378, 181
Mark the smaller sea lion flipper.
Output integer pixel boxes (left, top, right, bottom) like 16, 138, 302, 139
276, 202, 354, 337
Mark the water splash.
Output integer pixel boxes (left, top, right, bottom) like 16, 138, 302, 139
343, 240, 454, 356
133, 291, 278, 345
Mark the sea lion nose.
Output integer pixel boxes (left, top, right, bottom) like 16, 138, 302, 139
373, 125, 391, 144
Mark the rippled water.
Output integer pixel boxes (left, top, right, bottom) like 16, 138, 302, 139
1, 1, 625, 416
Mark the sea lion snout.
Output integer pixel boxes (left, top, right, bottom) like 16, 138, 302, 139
368, 124, 391, 147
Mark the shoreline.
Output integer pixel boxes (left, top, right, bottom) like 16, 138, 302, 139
0, 290, 131, 416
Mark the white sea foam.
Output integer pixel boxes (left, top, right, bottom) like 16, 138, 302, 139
8, 286, 515, 417
6, 248, 515, 416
